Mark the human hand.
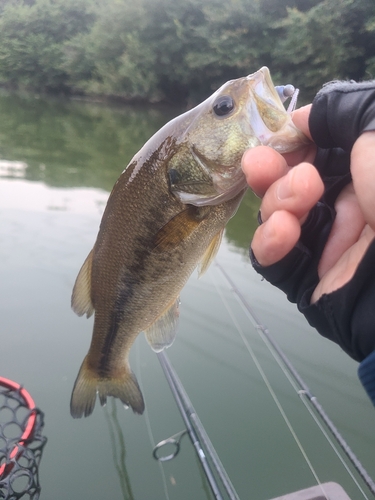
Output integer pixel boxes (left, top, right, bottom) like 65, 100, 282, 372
242, 106, 375, 304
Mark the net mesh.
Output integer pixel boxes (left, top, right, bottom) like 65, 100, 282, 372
0, 382, 46, 500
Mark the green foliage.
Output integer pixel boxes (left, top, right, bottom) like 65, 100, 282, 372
270, 0, 375, 99
63, 0, 157, 99
0, 0, 374, 102
0, 0, 96, 91
365, 14, 375, 77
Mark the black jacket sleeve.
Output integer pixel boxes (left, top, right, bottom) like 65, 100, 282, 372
250, 80, 375, 363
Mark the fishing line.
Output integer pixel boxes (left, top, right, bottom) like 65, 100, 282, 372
210, 268, 326, 496
157, 350, 244, 500
135, 340, 171, 500
298, 393, 370, 500
157, 351, 226, 500
248, 320, 371, 500
253, 327, 370, 500
214, 260, 375, 498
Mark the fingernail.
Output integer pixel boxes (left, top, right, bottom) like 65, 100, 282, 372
277, 178, 293, 200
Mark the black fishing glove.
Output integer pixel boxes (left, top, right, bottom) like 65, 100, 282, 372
250, 80, 375, 363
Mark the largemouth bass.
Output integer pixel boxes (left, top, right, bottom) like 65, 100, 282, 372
70, 67, 309, 418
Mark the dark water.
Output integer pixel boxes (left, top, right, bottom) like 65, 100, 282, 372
0, 92, 374, 500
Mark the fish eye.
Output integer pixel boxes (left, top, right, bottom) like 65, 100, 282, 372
213, 95, 235, 117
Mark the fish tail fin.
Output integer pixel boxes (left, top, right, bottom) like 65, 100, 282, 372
70, 356, 145, 418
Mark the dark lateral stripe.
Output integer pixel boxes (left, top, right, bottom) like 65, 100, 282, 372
97, 283, 135, 377
97, 312, 122, 377
95, 232, 159, 376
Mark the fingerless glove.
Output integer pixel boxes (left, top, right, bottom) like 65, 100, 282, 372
250, 80, 375, 404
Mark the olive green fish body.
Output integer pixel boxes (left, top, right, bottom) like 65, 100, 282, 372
70, 67, 309, 418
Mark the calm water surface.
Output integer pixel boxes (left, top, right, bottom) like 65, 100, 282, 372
0, 92, 374, 500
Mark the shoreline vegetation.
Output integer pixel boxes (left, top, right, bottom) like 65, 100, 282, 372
0, 0, 374, 106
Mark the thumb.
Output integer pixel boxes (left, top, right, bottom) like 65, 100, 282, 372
291, 104, 312, 141
351, 131, 375, 231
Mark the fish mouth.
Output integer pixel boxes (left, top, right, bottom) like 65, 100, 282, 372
247, 66, 285, 111
246, 66, 309, 152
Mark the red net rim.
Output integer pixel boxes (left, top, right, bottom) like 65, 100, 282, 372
0, 377, 37, 479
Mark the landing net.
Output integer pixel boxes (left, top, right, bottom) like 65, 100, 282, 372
0, 377, 46, 500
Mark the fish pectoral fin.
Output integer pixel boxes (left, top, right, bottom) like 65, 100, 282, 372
152, 207, 202, 253
144, 297, 180, 352
70, 355, 145, 418
198, 229, 224, 276
71, 249, 95, 318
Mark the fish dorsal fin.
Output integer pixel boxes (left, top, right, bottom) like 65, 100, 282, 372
153, 207, 202, 253
198, 229, 224, 277
71, 250, 95, 318
144, 297, 180, 352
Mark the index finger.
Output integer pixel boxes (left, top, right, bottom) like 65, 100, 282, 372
242, 146, 290, 198
291, 104, 312, 140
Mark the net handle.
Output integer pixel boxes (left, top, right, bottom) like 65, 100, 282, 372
0, 377, 37, 479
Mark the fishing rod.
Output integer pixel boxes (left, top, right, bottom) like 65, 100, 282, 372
155, 351, 240, 500
154, 259, 375, 499
215, 260, 375, 497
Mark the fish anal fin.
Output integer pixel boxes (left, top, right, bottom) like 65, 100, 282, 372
145, 297, 180, 352
198, 229, 224, 277
152, 208, 202, 253
71, 250, 95, 318
70, 355, 145, 418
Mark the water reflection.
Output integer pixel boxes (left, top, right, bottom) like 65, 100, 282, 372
0, 179, 108, 214
0, 91, 176, 191
104, 400, 134, 500
0, 160, 27, 178
225, 190, 260, 254
1, 91, 374, 500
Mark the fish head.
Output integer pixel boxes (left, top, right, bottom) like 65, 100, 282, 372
169, 66, 310, 207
